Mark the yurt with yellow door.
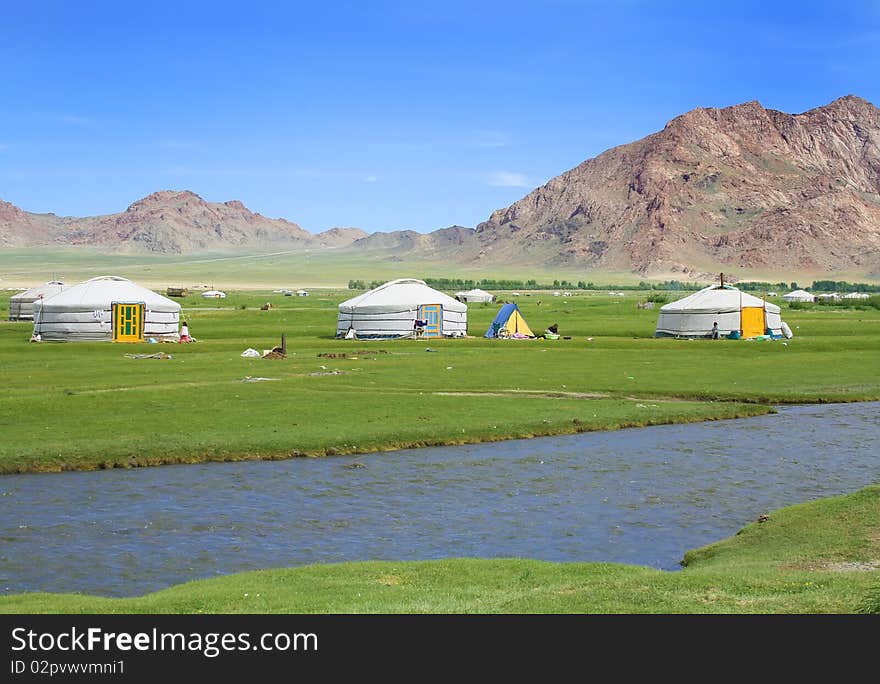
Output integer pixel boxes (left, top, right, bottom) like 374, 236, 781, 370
32, 276, 181, 342
654, 285, 785, 339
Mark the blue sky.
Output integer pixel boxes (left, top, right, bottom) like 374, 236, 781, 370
1, 1, 877, 233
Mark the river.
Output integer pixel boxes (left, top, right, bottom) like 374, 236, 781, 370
1, 402, 877, 597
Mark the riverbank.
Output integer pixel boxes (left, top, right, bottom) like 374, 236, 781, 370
1, 289, 878, 474
2, 485, 877, 613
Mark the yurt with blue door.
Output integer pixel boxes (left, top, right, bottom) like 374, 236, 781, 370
32, 276, 181, 342
336, 278, 467, 339
484, 303, 535, 338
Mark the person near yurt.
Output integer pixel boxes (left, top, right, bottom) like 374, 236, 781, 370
32, 276, 181, 342
336, 278, 466, 339
654, 284, 788, 339
8, 281, 66, 321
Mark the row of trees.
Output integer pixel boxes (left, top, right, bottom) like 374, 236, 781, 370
810, 280, 880, 293
347, 278, 880, 293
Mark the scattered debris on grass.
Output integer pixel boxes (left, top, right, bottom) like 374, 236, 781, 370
240, 377, 278, 383
125, 353, 172, 360
309, 370, 346, 376
319, 350, 388, 358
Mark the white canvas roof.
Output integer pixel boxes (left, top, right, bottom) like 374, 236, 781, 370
455, 288, 494, 303
339, 279, 465, 314
660, 286, 780, 315
38, 276, 180, 312
8, 281, 66, 320
782, 289, 814, 302
10, 281, 66, 302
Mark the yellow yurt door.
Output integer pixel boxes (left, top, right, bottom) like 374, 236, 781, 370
112, 302, 145, 342
741, 307, 765, 339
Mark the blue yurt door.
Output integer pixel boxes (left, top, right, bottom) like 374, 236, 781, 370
418, 304, 442, 338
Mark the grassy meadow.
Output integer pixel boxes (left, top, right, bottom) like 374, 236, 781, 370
0, 286, 878, 474
2, 485, 878, 614
0, 246, 629, 289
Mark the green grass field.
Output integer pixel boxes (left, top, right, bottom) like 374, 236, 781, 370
1, 287, 878, 473
2, 485, 877, 614
0, 246, 629, 289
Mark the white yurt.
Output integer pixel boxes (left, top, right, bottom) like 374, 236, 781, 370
843, 292, 870, 300
32, 276, 181, 341
202, 290, 226, 299
337, 278, 467, 339
783, 289, 815, 303
454, 288, 495, 304
8, 281, 66, 320
655, 285, 785, 339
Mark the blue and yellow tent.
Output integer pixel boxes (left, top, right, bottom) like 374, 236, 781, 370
484, 303, 535, 338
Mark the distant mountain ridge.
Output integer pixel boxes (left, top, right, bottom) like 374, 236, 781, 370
0, 190, 366, 252
2, 95, 879, 278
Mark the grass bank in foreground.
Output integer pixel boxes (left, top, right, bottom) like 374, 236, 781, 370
1, 289, 878, 473
2, 486, 877, 614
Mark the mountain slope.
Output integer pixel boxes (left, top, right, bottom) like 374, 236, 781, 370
0, 191, 337, 253
473, 95, 880, 276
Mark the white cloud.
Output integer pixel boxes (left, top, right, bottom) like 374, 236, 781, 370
486, 171, 532, 188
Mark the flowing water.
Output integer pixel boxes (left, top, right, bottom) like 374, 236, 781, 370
1, 402, 877, 597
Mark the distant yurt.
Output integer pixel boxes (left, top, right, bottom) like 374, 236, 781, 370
8, 281, 66, 320
202, 290, 226, 299
454, 288, 495, 304
336, 278, 467, 339
32, 276, 181, 342
783, 289, 815, 303
655, 285, 785, 339
485, 303, 535, 338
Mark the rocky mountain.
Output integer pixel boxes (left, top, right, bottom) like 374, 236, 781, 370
473, 95, 880, 276
0, 191, 364, 253
0, 199, 63, 247
351, 225, 474, 251
314, 227, 369, 247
